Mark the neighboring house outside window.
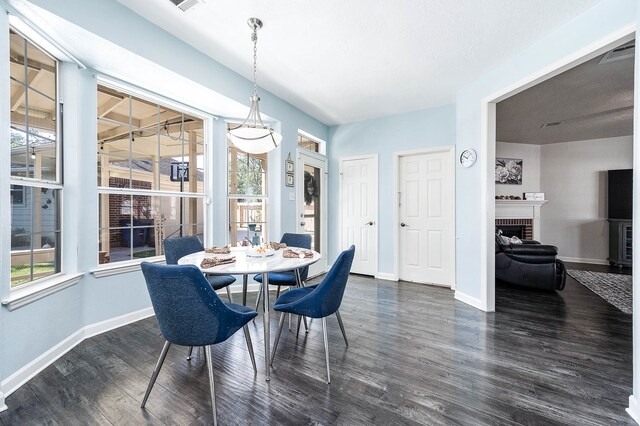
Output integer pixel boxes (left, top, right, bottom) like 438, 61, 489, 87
228, 131, 268, 246
9, 28, 61, 288
97, 84, 206, 264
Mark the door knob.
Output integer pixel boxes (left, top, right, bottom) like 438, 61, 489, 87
400, 222, 408, 227
300, 222, 305, 226
364, 221, 374, 226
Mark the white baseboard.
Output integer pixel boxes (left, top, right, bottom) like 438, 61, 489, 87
83, 307, 154, 340
627, 395, 640, 425
1, 328, 85, 401
558, 256, 609, 266
0, 306, 155, 404
454, 290, 485, 311
375, 272, 398, 281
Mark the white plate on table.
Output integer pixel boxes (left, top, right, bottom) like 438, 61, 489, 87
246, 248, 276, 258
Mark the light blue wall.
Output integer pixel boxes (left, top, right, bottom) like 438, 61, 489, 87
0, 0, 328, 385
327, 104, 456, 273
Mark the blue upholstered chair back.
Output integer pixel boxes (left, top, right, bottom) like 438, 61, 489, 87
164, 235, 204, 265
281, 233, 312, 281
279, 245, 355, 318
141, 262, 250, 346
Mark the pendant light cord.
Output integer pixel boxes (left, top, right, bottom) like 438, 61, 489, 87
252, 24, 258, 98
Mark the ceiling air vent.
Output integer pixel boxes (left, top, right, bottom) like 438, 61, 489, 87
599, 42, 635, 64
169, 0, 201, 12
541, 121, 563, 128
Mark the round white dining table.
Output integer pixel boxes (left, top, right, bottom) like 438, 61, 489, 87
178, 246, 321, 381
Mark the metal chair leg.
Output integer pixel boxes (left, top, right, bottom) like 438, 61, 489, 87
276, 285, 281, 298
335, 310, 349, 346
141, 340, 171, 408
187, 346, 194, 361
321, 317, 331, 384
204, 345, 218, 426
242, 274, 248, 306
226, 286, 233, 303
254, 283, 263, 312
296, 315, 302, 339
243, 325, 257, 374
270, 312, 286, 366
253, 283, 263, 323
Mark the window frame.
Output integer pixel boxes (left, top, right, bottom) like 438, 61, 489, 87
297, 129, 326, 155
95, 77, 212, 269
9, 26, 63, 291
226, 129, 269, 246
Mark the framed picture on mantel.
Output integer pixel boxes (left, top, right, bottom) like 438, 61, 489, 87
495, 158, 523, 185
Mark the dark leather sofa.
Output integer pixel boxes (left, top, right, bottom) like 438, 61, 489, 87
495, 235, 566, 290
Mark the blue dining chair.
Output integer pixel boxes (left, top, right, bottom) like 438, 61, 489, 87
164, 235, 237, 361
270, 245, 355, 384
164, 236, 236, 302
253, 233, 312, 311
140, 262, 258, 426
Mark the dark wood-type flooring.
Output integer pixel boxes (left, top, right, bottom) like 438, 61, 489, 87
1, 268, 634, 425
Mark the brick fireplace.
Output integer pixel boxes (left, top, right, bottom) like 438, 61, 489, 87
495, 218, 533, 240
495, 199, 547, 241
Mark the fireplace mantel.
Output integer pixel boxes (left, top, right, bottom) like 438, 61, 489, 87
495, 200, 547, 240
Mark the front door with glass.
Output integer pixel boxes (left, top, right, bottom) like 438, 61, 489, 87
296, 151, 327, 277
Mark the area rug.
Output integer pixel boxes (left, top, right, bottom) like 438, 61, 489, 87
567, 270, 632, 314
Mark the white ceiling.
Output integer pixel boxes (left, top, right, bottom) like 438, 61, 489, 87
116, 0, 600, 126
497, 41, 634, 145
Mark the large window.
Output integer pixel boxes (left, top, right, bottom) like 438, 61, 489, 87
97, 84, 205, 264
228, 133, 268, 246
9, 29, 61, 288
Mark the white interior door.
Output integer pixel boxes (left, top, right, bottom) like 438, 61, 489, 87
398, 148, 454, 286
340, 156, 377, 276
296, 151, 327, 277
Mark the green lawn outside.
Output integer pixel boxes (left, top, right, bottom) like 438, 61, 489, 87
133, 249, 157, 258
11, 263, 56, 287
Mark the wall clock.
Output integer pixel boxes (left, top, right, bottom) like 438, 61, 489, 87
459, 148, 477, 168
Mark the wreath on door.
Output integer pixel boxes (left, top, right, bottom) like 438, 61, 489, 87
41, 188, 55, 209
304, 171, 317, 205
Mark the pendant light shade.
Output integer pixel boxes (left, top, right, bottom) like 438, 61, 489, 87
228, 126, 283, 155
228, 18, 282, 154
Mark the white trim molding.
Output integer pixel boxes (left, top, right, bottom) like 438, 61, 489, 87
454, 291, 484, 311
0, 307, 154, 404
0, 392, 6, 413
2, 272, 84, 311
91, 257, 165, 278
627, 395, 640, 425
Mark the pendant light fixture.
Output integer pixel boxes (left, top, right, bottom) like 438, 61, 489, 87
228, 18, 282, 154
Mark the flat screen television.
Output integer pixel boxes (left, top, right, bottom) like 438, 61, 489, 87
608, 169, 632, 220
